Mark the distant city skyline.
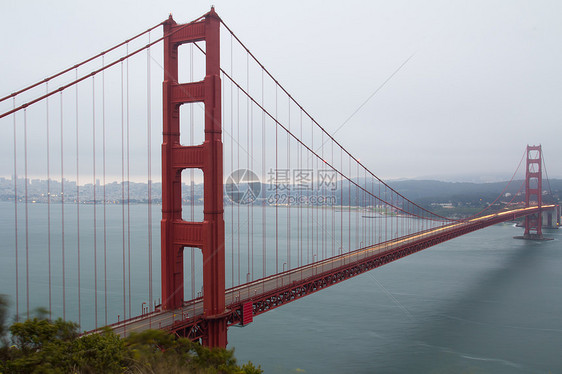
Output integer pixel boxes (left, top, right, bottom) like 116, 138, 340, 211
3, 175, 559, 206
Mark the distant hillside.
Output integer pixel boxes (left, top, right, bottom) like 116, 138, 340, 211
387, 179, 562, 203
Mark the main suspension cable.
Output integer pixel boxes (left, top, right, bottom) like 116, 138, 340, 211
0, 22, 164, 104
218, 18, 453, 222
1, 12, 209, 120
220, 68, 445, 222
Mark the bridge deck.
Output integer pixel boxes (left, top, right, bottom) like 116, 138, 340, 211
104, 206, 551, 340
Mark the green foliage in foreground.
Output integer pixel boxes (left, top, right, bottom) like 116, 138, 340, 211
0, 298, 261, 374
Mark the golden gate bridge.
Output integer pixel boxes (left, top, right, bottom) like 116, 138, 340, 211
0, 8, 559, 348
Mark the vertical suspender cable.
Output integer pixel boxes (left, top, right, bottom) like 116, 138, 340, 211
376, 181, 379, 243
369, 178, 374, 245
46, 83, 52, 319
221, 69, 225, 287
308, 121, 312, 263
230, 35, 234, 288
365, 168, 370, 246
383, 185, 387, 242
12, 98, 19, 321
379, 182, 382, 244
308, 118, 312, 265
390, 190, 393, 240
390, 192, 393, 241
372, 178, 382, 244
287, 97, 291, 270
365, 167, 368, 245
102, 56, 108, 324
247, 53, 250, 281
75, 69, 81, 326
395, 193, 398, 238
407, 203, 410, 236
299, 110, 303, 268
250, 66, 254, 281
395, 192, 398, 238
237, 81, 240, 285
315, 124, 319, 264
261, 68, 266, 280
324, 142, 337, 260
402, 199, 405, 237
121, 61, 126, 321
348, 156, 351, 253
126, 45, 132, 319
542, 153, 554, 198
24, 109, 29, 320
221, 68, 225, 286
354, 164, 361, 249
356, 162, 359, 248
409, 203, 412, 236
321, 132, 324, 260
364, 164, 367, 246
60, 92, 66, 320
360, 167, 363, 246
147, 33, 153, 312
399, 194, 402, 236
248, 53, 254, 281
92, 77, 98, 328
275, 85, 278, 276
340, 147, 343, 255
190, 44, 195, 300
399, 200, 402, 236
312, 131, 322, 262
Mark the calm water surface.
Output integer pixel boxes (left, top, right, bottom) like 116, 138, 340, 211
228, 224, 562, 373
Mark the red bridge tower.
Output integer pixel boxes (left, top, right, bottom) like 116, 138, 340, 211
161, 8, 227, 347
523, 145, 544, 239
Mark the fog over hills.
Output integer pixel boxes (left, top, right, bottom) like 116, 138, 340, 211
387, 179, 562, 203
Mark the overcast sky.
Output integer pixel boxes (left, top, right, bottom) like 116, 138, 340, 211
1, 0, 561, 182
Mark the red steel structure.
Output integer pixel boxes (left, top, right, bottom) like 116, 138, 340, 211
109, 205, 554, 343
161, 8, 227, 347
3, 6, 560, 351
523, 145, 543, 239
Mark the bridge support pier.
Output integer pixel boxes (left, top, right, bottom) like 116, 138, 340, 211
161, 8, 227, 347
542, 207, 560, 229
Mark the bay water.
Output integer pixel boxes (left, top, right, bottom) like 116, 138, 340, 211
229, 223, 562, 373
0, 201, 561, 372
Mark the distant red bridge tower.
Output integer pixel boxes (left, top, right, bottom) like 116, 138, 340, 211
522, 145, 545, 240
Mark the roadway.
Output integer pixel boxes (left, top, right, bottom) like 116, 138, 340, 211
108, 205, 552, 337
